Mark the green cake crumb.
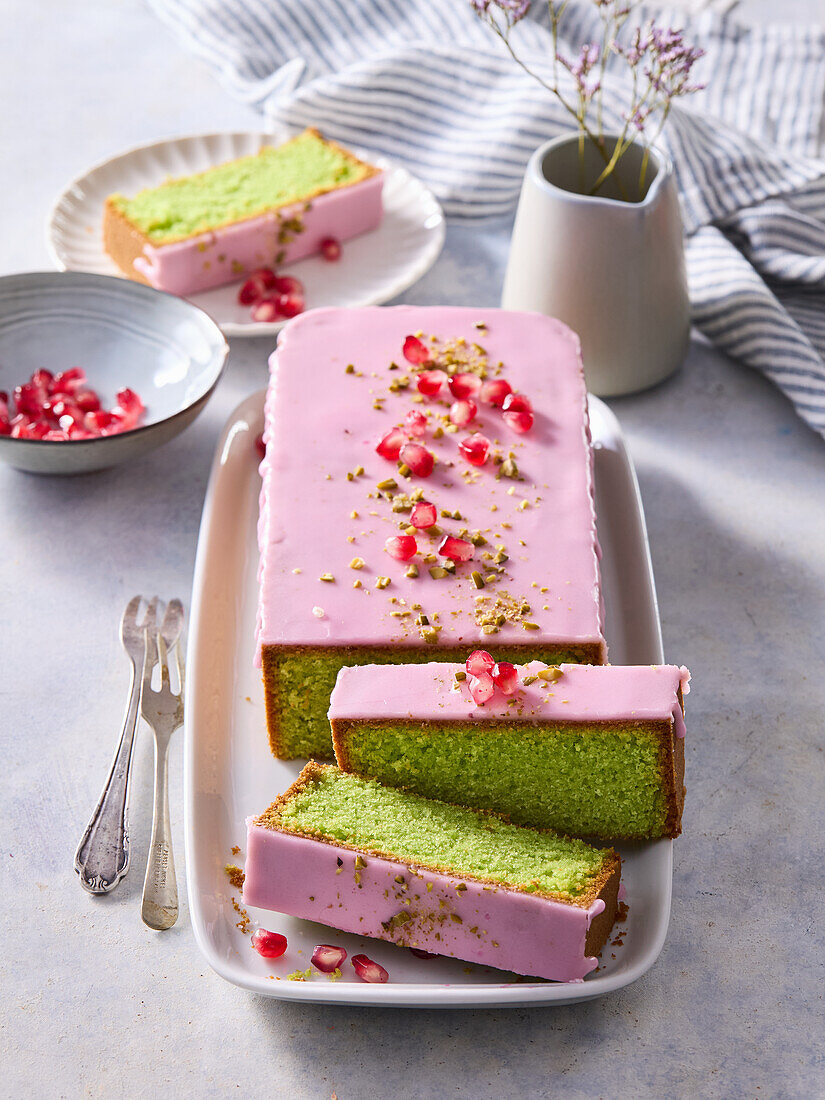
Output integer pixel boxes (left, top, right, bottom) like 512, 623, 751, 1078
270, 768, 610, 900
339, 720, 668, 838
111, 131, 370, 243
268, 646, 589, 758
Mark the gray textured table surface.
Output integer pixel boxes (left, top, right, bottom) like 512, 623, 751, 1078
2, 2, 824, 1097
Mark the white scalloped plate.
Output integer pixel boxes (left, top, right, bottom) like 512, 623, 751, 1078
46, 130, 445, 337
184, 390, 674, 1008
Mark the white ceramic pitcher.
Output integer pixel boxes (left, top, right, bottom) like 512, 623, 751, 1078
501, 134, 690, 397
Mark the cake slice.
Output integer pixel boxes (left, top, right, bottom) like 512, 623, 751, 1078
243, 764, 621, 982
330, 662, 689, 840
104, 128, 383, 295
256, 306, 606, 759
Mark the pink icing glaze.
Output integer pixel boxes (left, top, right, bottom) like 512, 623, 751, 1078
255, 306, 605, 662
132, 173, 383, 296
243, 822, 607, 982
328, 661, 689, 738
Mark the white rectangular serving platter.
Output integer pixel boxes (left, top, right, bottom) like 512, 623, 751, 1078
185, 389, 672, 1007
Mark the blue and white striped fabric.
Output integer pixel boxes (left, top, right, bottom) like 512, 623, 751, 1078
150, 0, 825, 437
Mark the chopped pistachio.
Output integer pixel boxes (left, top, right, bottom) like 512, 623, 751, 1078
484, 573, 498, 585
538, 665, 563, 682
522, 621, 540, 631
376, 576, 391, 590
429, 566, 448, 580
345, 364, 355, 374
405, 564, 419, 579
350, 510, 359, 519
397, 463, 411, 478
352, 579, 362, 589
355, 465, 364, 476
522, 674, 538, 686
432, 425, 444, 439
346, 472, 354, 482
442, 559, 457, 574
494, 550, 509, 564
416, 613, 429, 626
319, 573, 335, 583
454, 670, 467, 682
349, 557, 365, 570
377, 478, 398, 492
421, 626, 440, 644
471, 571, 485, 589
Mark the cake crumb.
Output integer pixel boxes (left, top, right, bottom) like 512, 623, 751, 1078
225, 864, 245, 890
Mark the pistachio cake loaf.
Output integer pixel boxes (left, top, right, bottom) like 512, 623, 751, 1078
256, 306, 606, 759
244, 764, 621, 982
330, 661, 689, 839
104, 128, 383, 295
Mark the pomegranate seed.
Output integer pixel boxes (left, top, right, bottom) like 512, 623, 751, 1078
311, 944, 347, 973
404, 409, 427, 438
251, 296, 281, 323
469, 672, 496, 705
416, 369, 447, 397
459, 432, 490, 467
50, 398, 80, 421
503, 409, 534, 433
502, 392, 534, 433
16, 421, 49, 440
52, 367, 85, 394
0, 390, 8, 404
251, 928, 288, 959
31, 369, 54, 390
438, 535, 474, 562
114, 387, 144, 421
351, 953, 389, 983
276, 291, 304, 318
58, 412, 83, 432
466, 650, 495, 676
492, 661, 519, 695
409, 947, 438, 959
238, 268, 276, 305
0, 420, 11, 437
480, 378, 512, 407
13, 383, 41, 417
255, 432, 266, 459
43, 429, 68, 441
273, 275, 304, 296
400, 442, 434, 478
67, 424, 94, 440
85, 410, 120, 435
449, 399, 477, 428
448, 373, 481, 400
403, 335, 430, 365
319, 236, 342, 261
376, 426, 405, 461
74, 389, 101, 413
385, 534, 417, 561
410, 500, 437, 529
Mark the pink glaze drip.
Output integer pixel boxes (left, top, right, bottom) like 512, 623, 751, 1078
328, 661, 689, 737
255, 306, 605, 662
243, 822, 605, 982
132, 174, 383, 296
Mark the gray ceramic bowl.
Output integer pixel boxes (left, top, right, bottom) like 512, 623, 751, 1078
0, 272, 228, 474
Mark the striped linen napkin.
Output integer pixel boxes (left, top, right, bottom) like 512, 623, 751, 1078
150, 0, 825, 438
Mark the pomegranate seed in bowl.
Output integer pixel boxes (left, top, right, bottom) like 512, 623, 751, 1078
311, 944, 347, 973
351, 953, 389, 983
2, 367, 146, 442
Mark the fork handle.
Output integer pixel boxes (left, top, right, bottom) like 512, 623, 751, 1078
74, 663, 141, 894
141, 734, 178, 930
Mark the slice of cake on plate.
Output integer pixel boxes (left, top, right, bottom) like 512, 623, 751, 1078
330, 660, 690, 840
104, 128, 383, 295
243, 764, 621, 983
256, 305, 606, 758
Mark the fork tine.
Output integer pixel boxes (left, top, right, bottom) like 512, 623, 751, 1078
158, 633, 170, 686
142, 596, 160, 636
160, 599, 184, 652
121, 595, 143, 628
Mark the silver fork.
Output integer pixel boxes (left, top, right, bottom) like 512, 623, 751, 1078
140, 604, 185, 930
75, 596, 159, 894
